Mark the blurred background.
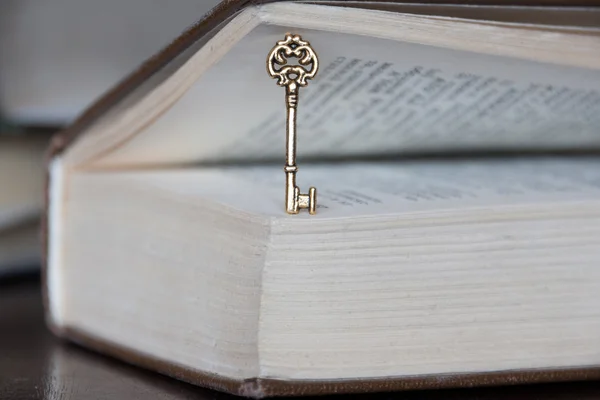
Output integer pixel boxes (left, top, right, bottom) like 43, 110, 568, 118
0, 0, 221, 277
1, 0, 221, 125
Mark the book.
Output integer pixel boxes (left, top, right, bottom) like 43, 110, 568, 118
44, 1, 600, 397
0, 133, 47, 276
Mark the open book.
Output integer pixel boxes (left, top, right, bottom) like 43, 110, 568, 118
45, 1, 600, 397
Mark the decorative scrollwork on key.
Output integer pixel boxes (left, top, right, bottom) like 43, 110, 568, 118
267, 34, 319, 215
267, 34, 319, 87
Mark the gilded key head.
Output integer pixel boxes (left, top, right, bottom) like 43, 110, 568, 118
267, 34, 319, 87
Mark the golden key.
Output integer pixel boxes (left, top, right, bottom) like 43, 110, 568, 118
267, 34, 319, 215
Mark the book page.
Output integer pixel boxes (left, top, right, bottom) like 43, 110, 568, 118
225, 29, 600, 160
93, 17, 600, 167
135, 157, 600, 218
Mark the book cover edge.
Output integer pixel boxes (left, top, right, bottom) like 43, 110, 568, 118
43, 324, 600, 398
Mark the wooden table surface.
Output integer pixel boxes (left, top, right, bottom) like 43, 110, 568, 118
2, 276, 600, 400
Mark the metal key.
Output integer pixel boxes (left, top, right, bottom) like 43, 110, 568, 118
267, 34, 319, 215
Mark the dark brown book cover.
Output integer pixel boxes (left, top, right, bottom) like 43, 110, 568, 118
42, 0, 600, 397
